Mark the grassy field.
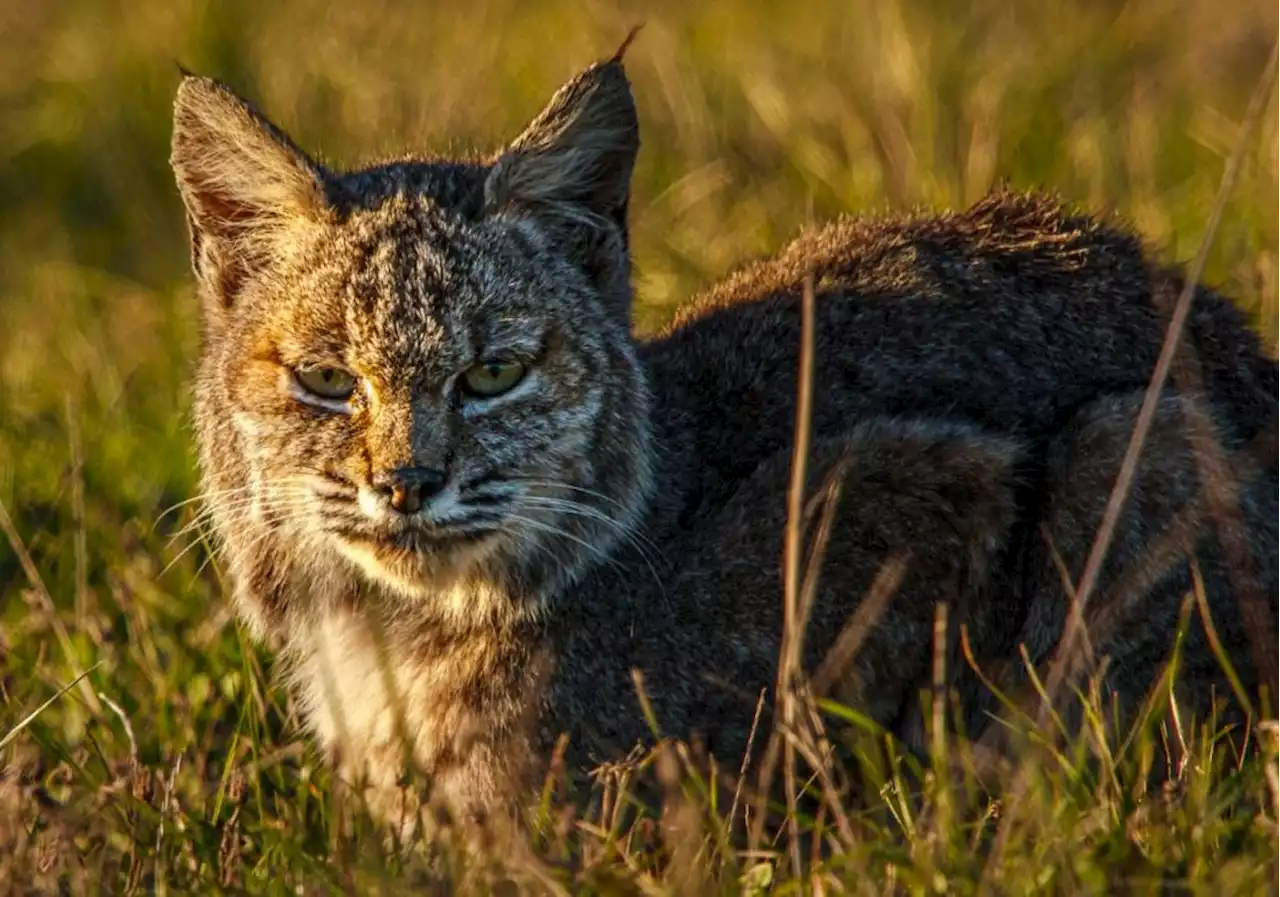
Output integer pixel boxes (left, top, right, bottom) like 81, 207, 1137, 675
0, 0, 1277, 892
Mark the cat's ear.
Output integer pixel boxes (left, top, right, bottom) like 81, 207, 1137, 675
171, 75, 329, 315
484, 57, 639, 315
485, 59, 638, 220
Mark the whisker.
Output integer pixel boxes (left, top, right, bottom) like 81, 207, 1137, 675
164, 489, 316, 549
513, 498, 671, 608
508, 479, 667, 556
161, 495, 319, 574
155, 472, 353, 529
475, 476, 666, 560
505, 478, 637, 513
153, 484, 259, 525
164, 497, 266, 548
159, 529, 218, 578
512, 495, 668, 571
504, 512, 645, 590
156, 476, 311, 525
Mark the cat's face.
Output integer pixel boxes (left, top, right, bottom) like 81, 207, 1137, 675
174, 62, 652, 629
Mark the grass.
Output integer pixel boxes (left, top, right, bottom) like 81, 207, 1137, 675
1, 0, 1277, 892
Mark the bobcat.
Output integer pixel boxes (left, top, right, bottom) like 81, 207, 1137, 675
171, 51, 1277, 840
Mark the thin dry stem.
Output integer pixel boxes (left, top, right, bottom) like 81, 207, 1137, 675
1037, 38, 1279, 724
980, 44, 1279, 889
810, 554, 909, 699
0, 496, 100, 714
750, 271, 817, 876
729, 688, 767, 838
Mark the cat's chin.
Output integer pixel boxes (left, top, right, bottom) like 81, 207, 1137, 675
329, 531, 536, 626
331, 531, 493, 600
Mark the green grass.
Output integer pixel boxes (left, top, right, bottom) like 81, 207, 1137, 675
1, 0, 1277, 892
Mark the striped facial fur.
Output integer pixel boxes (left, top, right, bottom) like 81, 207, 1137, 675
174, 61, 653, 631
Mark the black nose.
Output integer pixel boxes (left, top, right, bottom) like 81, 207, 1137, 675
372, 466, 447, 514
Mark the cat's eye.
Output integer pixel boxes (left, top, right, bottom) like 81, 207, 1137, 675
294, 365, 358, 401
461, 360, 526, 398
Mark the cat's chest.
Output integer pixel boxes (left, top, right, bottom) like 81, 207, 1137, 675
292, 609, 503, 767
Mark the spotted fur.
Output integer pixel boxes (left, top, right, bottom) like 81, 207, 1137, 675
172, 53, 1277, 839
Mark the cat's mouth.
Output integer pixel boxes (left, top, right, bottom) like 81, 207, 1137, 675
342, 525, 497, 554
329, 516, 505, 595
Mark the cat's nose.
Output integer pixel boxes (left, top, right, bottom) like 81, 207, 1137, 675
371, 466, 447, 515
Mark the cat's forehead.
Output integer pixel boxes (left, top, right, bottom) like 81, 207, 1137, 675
340, 194, 480, 310
292, 190, 547, 377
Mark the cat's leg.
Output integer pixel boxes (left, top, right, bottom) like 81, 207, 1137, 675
1017, 391, 1277, 741
673, 418, 1027, 758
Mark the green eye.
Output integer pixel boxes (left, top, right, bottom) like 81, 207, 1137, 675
461, 360, 526, 398
294, 366, 357, 400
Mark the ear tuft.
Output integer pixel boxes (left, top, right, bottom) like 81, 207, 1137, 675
609, 24, 644, 65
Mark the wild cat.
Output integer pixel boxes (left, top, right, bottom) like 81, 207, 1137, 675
170, 49, 1277, 838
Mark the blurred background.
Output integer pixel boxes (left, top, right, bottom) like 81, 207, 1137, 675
0, 0, 1275, 773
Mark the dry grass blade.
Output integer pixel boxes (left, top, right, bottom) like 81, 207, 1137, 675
979, 41, 1280, 891
749, 270, 817, 873
929, 602, 948, 770
729, 688, 767, 838
1039, 521, 1095, 668
66, 395, 90, 626
0, 663, 103, 752
810, 554, 908, 698
0, 496, 101, 714
1038, 38, 1279, 721
1191, 561, 1256, 718
777, 720, 856, 851
782, 270, 817, 878
98, 691, 140, 768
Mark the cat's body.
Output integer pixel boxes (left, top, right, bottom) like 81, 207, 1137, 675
171, 55, 1277, 838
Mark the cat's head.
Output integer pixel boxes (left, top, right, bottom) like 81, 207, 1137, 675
172, 55, 653, 633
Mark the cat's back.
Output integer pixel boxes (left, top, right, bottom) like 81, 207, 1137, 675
676, 189, 1151, 318
641, 190, 1276, 516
